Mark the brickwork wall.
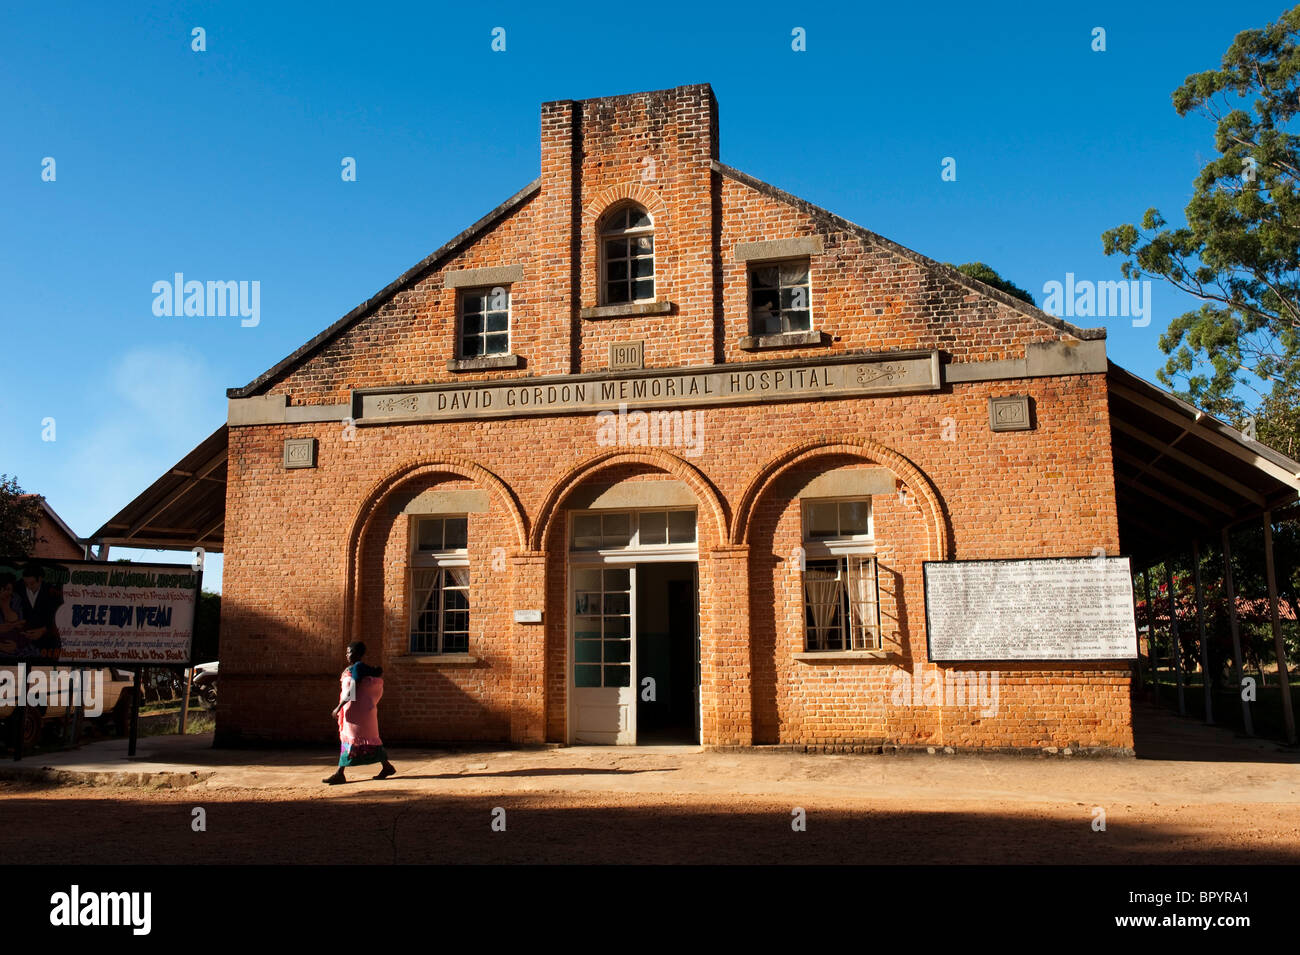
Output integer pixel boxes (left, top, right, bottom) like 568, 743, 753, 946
218, 84, 1131, 750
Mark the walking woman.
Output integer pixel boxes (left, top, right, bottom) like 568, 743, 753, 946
323, 641, 396, 784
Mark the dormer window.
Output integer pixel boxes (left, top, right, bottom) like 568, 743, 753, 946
600, 205, 654, 305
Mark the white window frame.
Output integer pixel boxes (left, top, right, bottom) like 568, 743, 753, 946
800, 497, 880, 651
408, 515, 470, 655
599, 205, 656, 306
568, 507, 697, 562
458, 285, 511, 359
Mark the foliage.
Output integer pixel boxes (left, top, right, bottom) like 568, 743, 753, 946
948, 261, 1036, 304
0, 476, 45, 558
1102, 8, 1300, 453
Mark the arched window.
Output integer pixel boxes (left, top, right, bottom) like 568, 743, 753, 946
600, 205, 654, 305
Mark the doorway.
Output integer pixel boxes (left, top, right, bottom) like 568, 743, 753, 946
567, 506, 700, 745
634, 562, 699, 745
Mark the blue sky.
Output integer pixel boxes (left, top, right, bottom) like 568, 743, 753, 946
1, 1, 1287, 591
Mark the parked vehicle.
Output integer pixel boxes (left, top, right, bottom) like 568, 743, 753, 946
0, 666, 138, 749
192, 661, 218, 710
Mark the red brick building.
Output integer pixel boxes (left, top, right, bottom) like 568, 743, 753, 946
96, 83, 1300, 752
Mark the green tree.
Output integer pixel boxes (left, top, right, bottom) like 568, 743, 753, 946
1102, 8, 1300, 454
0, 476, 45, 557
948, 262, 1036, 304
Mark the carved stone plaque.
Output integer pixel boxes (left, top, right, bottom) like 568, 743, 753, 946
283, 437, 317, 469
610, 341, 644, 370
353, 351, 941, 425
989, 395, 1031, 432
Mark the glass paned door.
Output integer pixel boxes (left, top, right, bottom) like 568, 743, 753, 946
571, 564, 636, 743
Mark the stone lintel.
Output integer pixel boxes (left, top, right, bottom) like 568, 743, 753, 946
444, 265, 524, 289
735, 236, 824, 262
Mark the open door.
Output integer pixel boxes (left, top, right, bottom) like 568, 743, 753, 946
571, 565, 635, 744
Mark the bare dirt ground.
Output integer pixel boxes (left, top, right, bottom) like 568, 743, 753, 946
1, 702, 1296, 864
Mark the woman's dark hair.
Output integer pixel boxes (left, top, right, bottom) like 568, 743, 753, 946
347, 641, 366, 659
0, 572, 15, 590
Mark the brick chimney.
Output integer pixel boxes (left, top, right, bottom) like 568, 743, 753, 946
539, 84, 721, 372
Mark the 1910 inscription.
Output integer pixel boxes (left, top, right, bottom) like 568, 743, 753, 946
354, 352, 940, 425
924, 557, 1137, 662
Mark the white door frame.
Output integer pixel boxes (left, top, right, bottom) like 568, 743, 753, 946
565, 508, 699, 745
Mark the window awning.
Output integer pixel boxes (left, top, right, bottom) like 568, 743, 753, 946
90, 424, 227, 552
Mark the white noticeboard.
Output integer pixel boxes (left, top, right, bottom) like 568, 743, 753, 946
923, 557, 1138, 662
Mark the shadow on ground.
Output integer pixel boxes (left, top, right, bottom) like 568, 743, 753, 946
0, 784, 1294, 865
1130, 698, 1300, 763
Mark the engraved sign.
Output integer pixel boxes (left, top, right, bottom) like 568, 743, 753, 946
923, 557, 1137, 662
989, 395, 1031, 432
354, 352, 941, 425
514, 609, 543, 624
610, 341, 644, 370
283, 437, 317, 469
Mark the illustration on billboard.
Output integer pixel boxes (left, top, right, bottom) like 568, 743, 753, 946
0, 558, 199, 665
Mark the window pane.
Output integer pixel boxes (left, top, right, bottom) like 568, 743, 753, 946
444, 517, 468, 549
605, 238, 626, 260
752, 266, 779, 289
463, 313, 483, 335
574, 615, 603, 639
780, 287, 808, 311
627, 209, 651, 229
607, 260, 628, 281
574, 568, 601, 591
607, 282, 629, 304
784, 310, 811, 332
632, 257, 653, 278
635, 235, 653, 253
575, 665, 602, 688
604, 615, 630, 638
574, 514, 601, 538
807, 502, 837, 538
604, 639, 630, 663
484, 334, 508, 355
603, 592, 630, 616
668, 510, 696, 543
604, 665, 630, 687
602, 513, 632, 546
840, 500, 870, 535
574, 592, 599, 615
780, 262, 809, 286
804, 560, 845, 651
575, 639, 602, 663
461, 294, 484, 314
485, 312, 508, 333
416, 519, 443, 551
632, 279, 654, 301
462, 335, 483, 357
603, 567, 630, 591
639, 512, 667, 545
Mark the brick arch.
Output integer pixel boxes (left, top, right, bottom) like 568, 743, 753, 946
582, 182, 667, 232
341, 458, 528, 644
732, 438, 950, 560
529, 448, 727, 552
